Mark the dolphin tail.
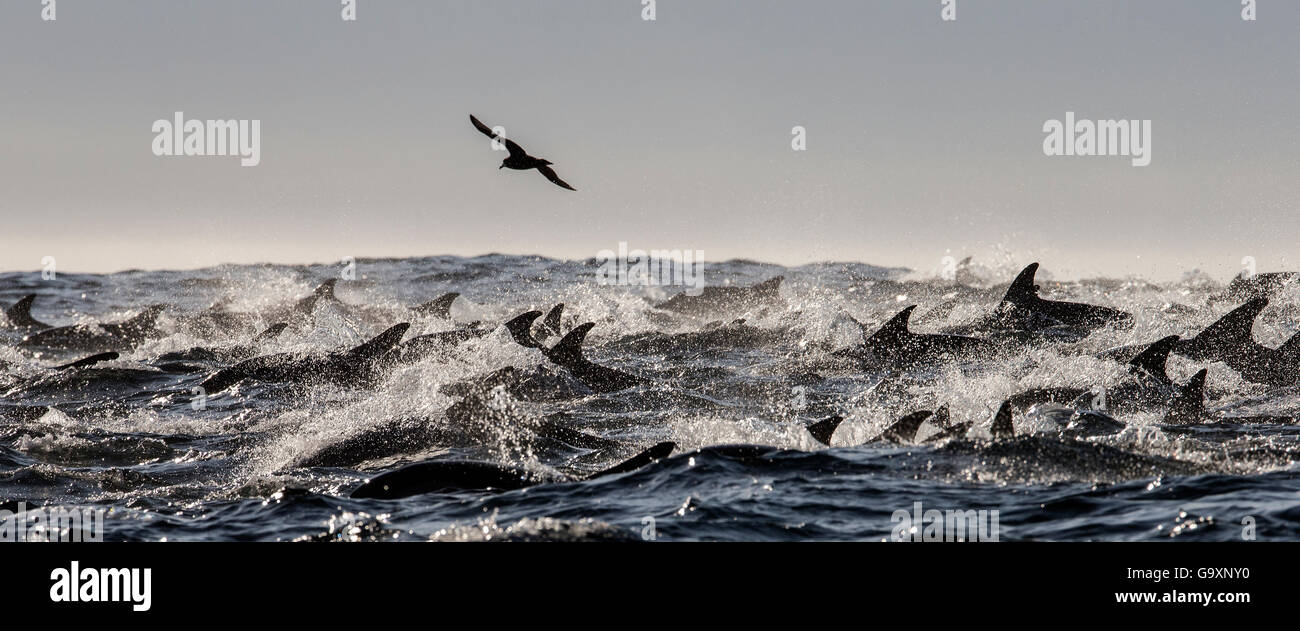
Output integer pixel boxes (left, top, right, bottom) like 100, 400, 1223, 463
503, 310, 544, 349
542, 303, 565, 335
53, 352, 119, 371
807, 414, 844, 446
1128, 335, 1180, 384
548, 322, 595, 367
251, 323, 288, 344
990, 400, 1015, 439
5, 294, 50, 328
347, 323, 411, 359
1001, 262, 1041, 304
587, 441, 675, 480
412, 292, 460, 319
1165, 369, 1208, 424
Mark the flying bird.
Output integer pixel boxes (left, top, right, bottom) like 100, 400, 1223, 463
469, 114, 576, 191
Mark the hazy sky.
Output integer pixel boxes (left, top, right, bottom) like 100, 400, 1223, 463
2, 0, 1297, 280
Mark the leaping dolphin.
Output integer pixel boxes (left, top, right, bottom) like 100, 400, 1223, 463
972, 263, 1134, 334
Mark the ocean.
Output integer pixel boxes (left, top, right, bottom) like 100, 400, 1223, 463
1, 254, 1297, 541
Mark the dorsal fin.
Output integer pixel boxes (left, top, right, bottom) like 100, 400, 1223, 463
1188, 297, 1267, 358
880, 410, 931, 443
251, 323, 288, 344
807, 415, 844, 446
1128, 335, 1180, 385
542, 303, 565, 334
347, 323, 410, 359
315, 279, 338, 299
930, 404, 951, 429
124, 305, 165, 329
294, 279, 338, 315
412, 293, 459, 319
53, 352, 119, 371
867, 306, 916, 346
1001, 263, 1041, 303
990, 400, 1015, 439
588, 442, 675, 479
752, 276, 783, 295
503, 311, 543, 349
1166, 369, 1208, 424
5, 294, 50, 328
548, 322, 595, 366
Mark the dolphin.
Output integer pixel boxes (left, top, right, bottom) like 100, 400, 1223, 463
3, 294, 52, 330
502, 312, 641, 393
198, 323, 410, 393
1179, 298, 1300, 386
1010, 335, 1187, 415
383, 322, 492, 365
18, 305, 167, 352
155, 323, 289, 366
655, 276, 784, 318
542, 323, 642, 393
835, 305, 1000, 370
966, 263, 1133, 334
1209, 271, 1296, 306
1159, 367, 1296, 424
1102, 298, 1300, 386
350, 441, 674, 499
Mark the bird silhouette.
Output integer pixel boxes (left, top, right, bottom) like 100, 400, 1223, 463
470, 114, 576, 191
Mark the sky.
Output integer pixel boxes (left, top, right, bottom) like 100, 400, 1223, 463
1, 0, 1297, 281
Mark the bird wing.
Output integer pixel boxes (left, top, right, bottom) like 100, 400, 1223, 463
537, 165, 577, 191
469, 114, 526, 158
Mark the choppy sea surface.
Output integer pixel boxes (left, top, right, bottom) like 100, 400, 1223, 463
1, 254, 1297, 541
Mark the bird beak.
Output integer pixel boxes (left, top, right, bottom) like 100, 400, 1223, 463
498, 165, 504, 170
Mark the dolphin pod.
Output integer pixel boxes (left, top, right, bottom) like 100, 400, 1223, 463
5, 261, 1298, 510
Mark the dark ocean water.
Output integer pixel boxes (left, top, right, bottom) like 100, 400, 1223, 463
1, 254, 1297, 541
